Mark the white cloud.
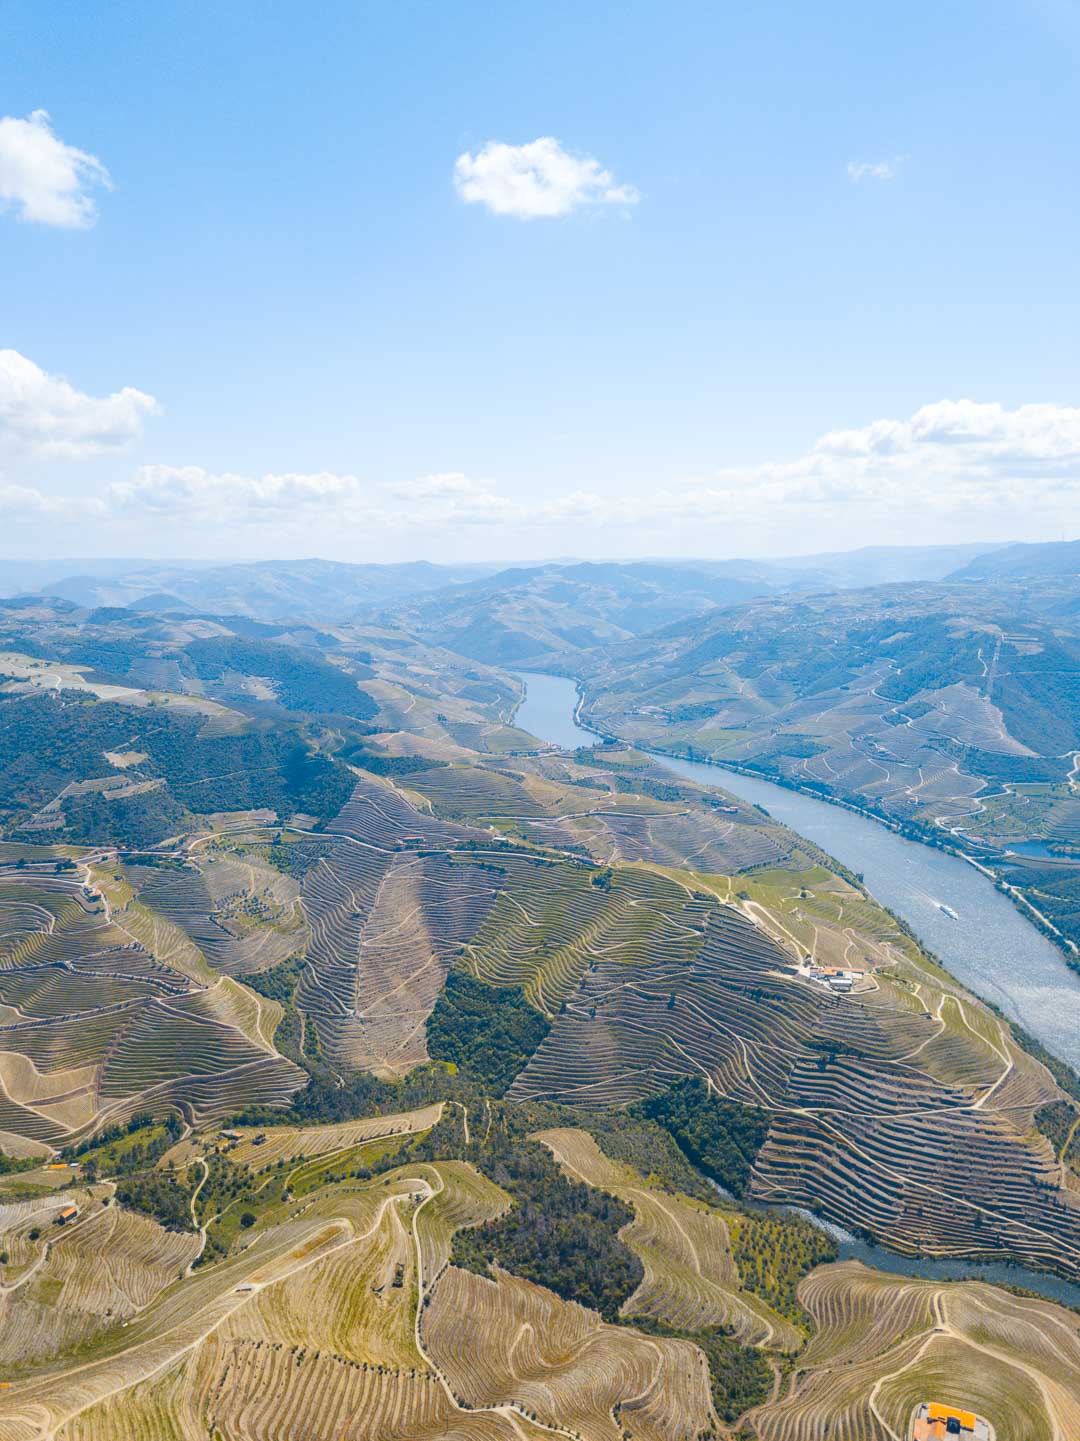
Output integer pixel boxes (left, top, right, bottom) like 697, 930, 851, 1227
0, 349, 160, 459
644, 399, 1080, 525
0, 110, 111, 227
388, 472, 519, 523
107, 466, 523, 529
847, 157, 900, 183
14, 398, 1080, 551
454, 137, 639, 219
106, 465, 376, 520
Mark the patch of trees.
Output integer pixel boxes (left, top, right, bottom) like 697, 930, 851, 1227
242, 955, 305, 1005
629, 1316, 772, 1424
340, 745, 448, 778
730, 1209, 836, 1326
578, 1113, 716, 1203
632, 1076, 770, 1197
991, 639, 1080, 755
0, 1151, 37, 1177
265, 837, 336, 879
62, 1111, 183, 1177
184, 637, 377, 720
1035, 1100, 1080, 1164
1002, 863, 1080, 955
115, 1167, 195, 1231
426, 970, 551, 1096
936, 740, 1068, 784
242, 955, 307, 1063
232, 1059, 482, 1130
55, 786, 190, 849
452, 1117, 643, 1321
0, 691, 355, 841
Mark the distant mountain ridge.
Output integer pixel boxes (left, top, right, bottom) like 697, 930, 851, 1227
3, 542, 1011, 630
949, 538, 1080, 581
35, 558, 500, 621
387, 545, 1011, 665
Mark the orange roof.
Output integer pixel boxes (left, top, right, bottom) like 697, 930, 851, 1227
57, 1205, 78, 1218
928, 1403, 977, 1430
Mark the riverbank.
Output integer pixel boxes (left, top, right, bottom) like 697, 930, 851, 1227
512, 671, 1080, 1072
531, 671, 1079, 969
573, 691, 1080, 967
652, 746, 1076, 964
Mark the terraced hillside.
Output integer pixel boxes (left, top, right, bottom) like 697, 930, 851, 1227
297, 756, 1080, 1286
0, 1142, 718, 1441
0, 862, 303, 1146
748, 1261, 1080, 1441
4, 737, 1080, 1290
509, 872, 1080, 1279
538, 1123, 1080, 1440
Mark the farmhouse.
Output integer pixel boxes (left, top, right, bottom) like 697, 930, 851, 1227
804, 963, 857, 992
56, 1205, 78, 1225
911, 1400, 992, 1439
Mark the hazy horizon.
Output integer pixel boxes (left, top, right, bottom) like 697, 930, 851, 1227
0, 536, 1032, 576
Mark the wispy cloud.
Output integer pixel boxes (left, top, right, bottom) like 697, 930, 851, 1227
105, 466, 372, 519
454, 137, 639, 219
0, 349, 160, 459
15, 399, 1080, 547
846, 157, 902, 183
0, 481, 65, 515
0, 110, 111, 227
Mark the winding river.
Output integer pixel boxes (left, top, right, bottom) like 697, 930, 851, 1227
513, 670, 1080, 1306
513, 672, 1080, 1073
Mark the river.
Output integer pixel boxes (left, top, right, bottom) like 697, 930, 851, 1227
513, 671, 1080, 1073
513, 670, 1080, 1306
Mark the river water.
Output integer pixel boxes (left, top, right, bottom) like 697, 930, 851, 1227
513, 670, 1080, 1306
513, 672, 1080, 1073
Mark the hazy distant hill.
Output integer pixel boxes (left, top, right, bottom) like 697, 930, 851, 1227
771, 540, 1006, 588
393, 560, 774, 665
949, 538, 1080, 581
4, 543, 1007, 628
41, 557, 499, 621
393, 546, 1008, 665
0, 557, 173, 598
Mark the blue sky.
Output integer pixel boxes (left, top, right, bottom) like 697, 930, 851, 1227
2, 0, 1079, 561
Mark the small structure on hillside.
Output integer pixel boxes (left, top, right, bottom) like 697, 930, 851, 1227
804, 962, 857, 992
910, 1400, 993, 1440
56, 1204, 79, 1225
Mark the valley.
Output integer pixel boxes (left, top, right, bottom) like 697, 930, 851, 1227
0, 553, 1079, 1438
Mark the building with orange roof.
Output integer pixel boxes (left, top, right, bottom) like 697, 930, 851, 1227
910, 1400, 993, 1440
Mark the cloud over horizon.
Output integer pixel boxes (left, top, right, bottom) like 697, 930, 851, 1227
0, 110, 111, 227
6, 398, 1080, 552
453, 137, 639, 218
